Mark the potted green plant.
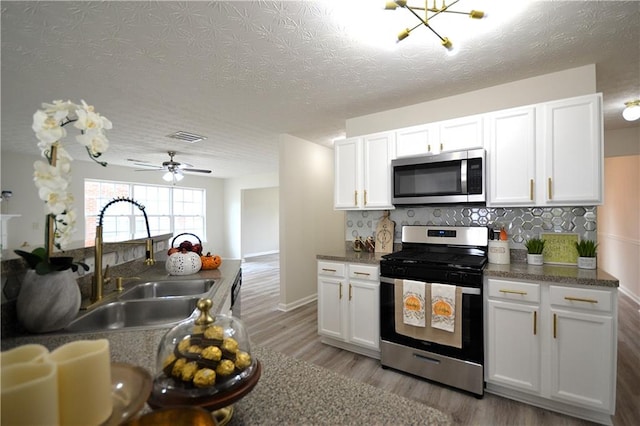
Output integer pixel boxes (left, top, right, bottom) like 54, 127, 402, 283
525, 238, 545, 265
575, 239, 598, 269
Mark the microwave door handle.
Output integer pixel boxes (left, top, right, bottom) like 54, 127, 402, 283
460, 159, 468, 194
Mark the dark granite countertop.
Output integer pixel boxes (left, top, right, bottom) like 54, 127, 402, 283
316, 249, 387, 265
317, 250, 619, 288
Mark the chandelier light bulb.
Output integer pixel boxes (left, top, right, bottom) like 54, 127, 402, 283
622, 101, 640, 121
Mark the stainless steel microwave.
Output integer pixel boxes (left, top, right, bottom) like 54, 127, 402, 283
391, 148, 485, 205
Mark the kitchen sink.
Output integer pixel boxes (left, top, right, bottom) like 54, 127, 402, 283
63, 298, 199, 333
118, 279, 215, 300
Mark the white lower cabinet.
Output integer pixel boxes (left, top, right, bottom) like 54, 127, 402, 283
485, 278, 617, 425
317, 261, 380, 358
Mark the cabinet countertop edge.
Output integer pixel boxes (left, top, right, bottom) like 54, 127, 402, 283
317, 253, 619, 288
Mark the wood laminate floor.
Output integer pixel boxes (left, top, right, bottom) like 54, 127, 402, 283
240, 254, 639, 426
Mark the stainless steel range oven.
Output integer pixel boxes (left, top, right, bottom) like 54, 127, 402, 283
379, 225, 488, 396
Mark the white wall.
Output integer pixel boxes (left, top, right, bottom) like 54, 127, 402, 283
347, 64, 596, 137
279, 134, 345, 310
598, 153, 640, 303
223, 172, 278, 259
241, 186, 279, 258
0, 151, 225, 254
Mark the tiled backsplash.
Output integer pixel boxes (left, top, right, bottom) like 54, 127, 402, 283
346, 206, 597, 248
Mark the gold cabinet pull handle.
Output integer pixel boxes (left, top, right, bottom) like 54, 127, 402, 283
499, 289, 528, 295
339, 282, 342, 300
553, 313, 557, 338
440, 143, 443, 151
353, 272, 370, 276
364, 190, 368, 206
548, 178, 553, 200
533, 311, 537, 335
322, 268, 337, 273
428, 144, 431, 152
349, 283, 352, 301
564, 296, 598, 304
354, 190, 358, 206
530, 179, 534, 201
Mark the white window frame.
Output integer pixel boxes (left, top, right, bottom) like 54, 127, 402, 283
84, 179, 206, 245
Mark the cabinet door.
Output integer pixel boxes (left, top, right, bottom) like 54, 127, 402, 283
362, 132, 394, 209
543, 94, 603, 205
334, 138, 361, 209
394, 124, 438, 157
348, 280, 380, 350
317, 276, 346, 340
549, 308, 614, 412
439, 115, 484, 153
486, 299, 541, 394
487, 107, 536, 206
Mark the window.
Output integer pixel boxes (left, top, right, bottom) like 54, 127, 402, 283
84, 180, 206, 245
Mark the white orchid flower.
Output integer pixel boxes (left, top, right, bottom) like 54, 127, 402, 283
38, 186, 71, 215
30, 99, 110, 259
33, 161, 68, 190
32, 110, 67, 144
76, 130, 110, 156
41, 100, 77, 122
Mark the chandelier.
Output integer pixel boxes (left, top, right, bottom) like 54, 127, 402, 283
385, 0, 485, 50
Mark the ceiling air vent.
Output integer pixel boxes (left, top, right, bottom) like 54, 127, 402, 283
167, 131, 207, 144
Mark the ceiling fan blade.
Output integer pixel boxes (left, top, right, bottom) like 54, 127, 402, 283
134, 168, 164, 172
183, 168, 212, 174
132, 163, 163, 169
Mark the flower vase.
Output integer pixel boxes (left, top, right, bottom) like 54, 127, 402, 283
16, 269, 81, 333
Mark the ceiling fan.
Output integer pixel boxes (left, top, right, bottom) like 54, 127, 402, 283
128, 151, 212, 183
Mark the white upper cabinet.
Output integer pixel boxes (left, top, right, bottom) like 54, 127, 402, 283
393, 115, 484, 158
438, 114, 484, 153
542, 94, 603, 205
334, 138, 361, 209
487, 94, 603, 207
486, 107, 537, 206
394, 123, 439, 158
334, 133, 394, 210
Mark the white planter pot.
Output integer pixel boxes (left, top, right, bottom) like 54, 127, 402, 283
577, 256, 597, 270
527, 253, 544, 265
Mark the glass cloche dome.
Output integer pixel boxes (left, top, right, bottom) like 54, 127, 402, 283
151, 299, 257, 404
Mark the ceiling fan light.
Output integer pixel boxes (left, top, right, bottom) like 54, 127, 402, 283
174, 171, 185, 182
622, 101, 640, 121
162, 172, 174, 182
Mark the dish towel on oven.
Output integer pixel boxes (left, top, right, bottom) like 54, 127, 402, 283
431, 283, 456, 332
402, 279, 426, 327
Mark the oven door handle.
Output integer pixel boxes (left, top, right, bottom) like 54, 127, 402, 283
379, 276, 481, 295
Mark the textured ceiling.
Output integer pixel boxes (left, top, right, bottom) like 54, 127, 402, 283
1, 1, 639, 178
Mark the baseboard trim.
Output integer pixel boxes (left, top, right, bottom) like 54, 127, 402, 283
243, 250, 279, 260
619, 286, 640, 306
277, 293, 316, 312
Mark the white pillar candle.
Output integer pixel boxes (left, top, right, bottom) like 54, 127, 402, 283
1, 361, 59, 426
1, 343, 49, 367
49, 339, 112, 426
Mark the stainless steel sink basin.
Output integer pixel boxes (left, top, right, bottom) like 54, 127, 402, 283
118, 279, 215, 300
64, 298, 198, 333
